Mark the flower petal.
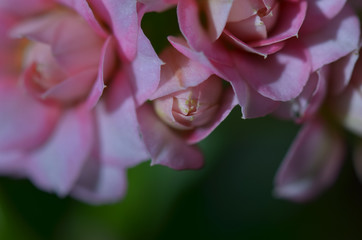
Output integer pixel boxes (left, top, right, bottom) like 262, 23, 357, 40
56, 0, 108, 37
98, 71, 149, 167
71, 155, 127, 205
101, 0, 138, 60
151, 46, 213, 99
26, 106, 94, 197
0, 79, 60, 151
85, 36, 116, 108
301, 0, 347, 34
128, 30, 162, 105
185, 86, 237, 143
137, 104, 204, 170
274, 117, 345, 202
302, 5, 360, 71
234, 40, 311, 101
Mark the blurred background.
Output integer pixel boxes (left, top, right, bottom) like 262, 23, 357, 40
1, 7, 362, 240
1, 108, 362, 240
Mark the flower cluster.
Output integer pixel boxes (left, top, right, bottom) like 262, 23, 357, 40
0, 0, 361, 204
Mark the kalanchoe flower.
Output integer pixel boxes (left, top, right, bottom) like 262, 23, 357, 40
174, 0, 360, 118
0, 0, 163, 204
136, 46, 237, 170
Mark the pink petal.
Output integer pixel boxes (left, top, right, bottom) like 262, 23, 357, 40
331, 83, 362, 137
329, 47, 360, 95
0, 152, 25, 176
169, 36, 280, 118
301, 0, 347, 34
231, 78, 280, 118
56, 0, 108, 37
0, 0, 55, 16
275, 67, 328, 123
302, 5, 360, 71
168, 36, 233, 80
0, 79, 60, 151
234, 40, 312, 101
185, 86, 237, 143
137, 104, 204, 170
274, 117, 345, 202
128, 30, 163, 105
151, 46, 213, 99
11, 10, 105, 75
138, 0, 178, 13
70, 155, 127, 205
204, 0, 233, 41
85, 36, 116, 108
101, 0, 138, 60
177, 0, 214, 52
97, 71, 149, 167
23, 63, 98, 103
223, 29, 285, 57
248, 1, 307, 47
26, 106, 94, 197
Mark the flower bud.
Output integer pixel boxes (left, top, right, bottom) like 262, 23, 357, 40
154, 75, 223, 130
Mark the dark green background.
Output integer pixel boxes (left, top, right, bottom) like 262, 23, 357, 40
0, 108, 362, 240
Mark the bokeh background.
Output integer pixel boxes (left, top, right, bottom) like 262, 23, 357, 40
1, 7, 362, 240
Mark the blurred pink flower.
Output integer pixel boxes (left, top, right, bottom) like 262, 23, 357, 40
175, 0, 360, 118
0, 0, 162, 204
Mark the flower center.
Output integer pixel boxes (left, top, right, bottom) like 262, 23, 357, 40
226, 0, 280, 42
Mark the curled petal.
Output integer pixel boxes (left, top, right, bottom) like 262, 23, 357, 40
185, 86, 238, 143
86, 36, 116, 108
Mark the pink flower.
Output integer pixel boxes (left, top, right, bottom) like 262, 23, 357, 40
136, 46, 237, 170
175, 0, 360, 118
0, 0, 162, 204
